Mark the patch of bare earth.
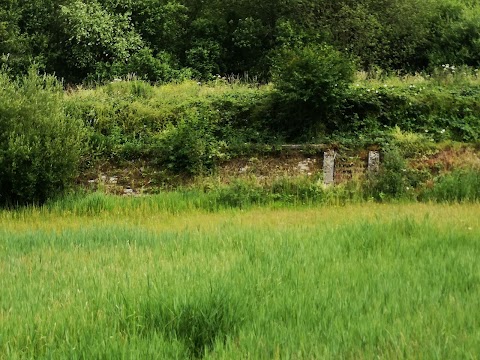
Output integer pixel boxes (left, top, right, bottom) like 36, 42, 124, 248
411, 146, 480, 174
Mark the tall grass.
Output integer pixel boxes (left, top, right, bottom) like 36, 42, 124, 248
1, 203, 480, 358
422, 169, 480, 202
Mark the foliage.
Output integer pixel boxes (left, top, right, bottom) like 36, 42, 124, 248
58, 0, 143, 82
1, 0, 479, 82
64, 79, 274, 173
362, 131, 434, 201
342, 78, 480, 143
363, 146, 410, 200
62, 73, 479, 178
128, 0, 189, 56
150, 109, 226, 175
0, 68, 85, 206
0, 2, 32, 74
271, 44, 355, 138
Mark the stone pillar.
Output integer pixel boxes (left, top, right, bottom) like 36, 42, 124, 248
368, 151, 380, 173
323, 150, 336, 186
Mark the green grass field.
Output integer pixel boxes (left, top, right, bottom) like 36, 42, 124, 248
1, 200, 479, 359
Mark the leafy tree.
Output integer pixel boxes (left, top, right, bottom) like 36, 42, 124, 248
129, 0, 188, 56
426, 1, 480, 68
58, 0, 143, 82
1, 0, 479, 82
184, 17, 227, 78
0, 0, 32, 73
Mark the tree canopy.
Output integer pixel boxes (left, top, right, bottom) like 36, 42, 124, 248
1, 0, 479, 82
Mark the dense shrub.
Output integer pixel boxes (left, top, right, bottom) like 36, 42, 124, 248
363, 146, 410, 200
0, 69, 85, 206
150, 106, 228, 175
271, 44, 355, 138
62, 74, 480, 179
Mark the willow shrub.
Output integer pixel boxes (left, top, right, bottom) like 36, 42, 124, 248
0, 69, 85, 206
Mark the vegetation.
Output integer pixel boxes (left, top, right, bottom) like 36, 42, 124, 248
0, 67, 478, 205
0, 0, 479, 83
1, 0, 479, 205
1, 202, 480, 358
0, 68, 84, 206
271, 44, 355, 138
1, 2, 479, 358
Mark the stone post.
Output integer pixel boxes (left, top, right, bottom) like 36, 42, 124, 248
368, 151, 380, 173
323, 150, 336, 186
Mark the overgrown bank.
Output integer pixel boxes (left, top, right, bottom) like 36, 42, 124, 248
1, 68, 480, 206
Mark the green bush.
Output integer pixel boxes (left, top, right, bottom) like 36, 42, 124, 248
151, 109, 226, 176
94, 49, 193, 83
0, 69, 85, 206
271, 44, 355, 138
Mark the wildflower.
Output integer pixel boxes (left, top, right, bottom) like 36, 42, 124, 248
440, 129, 446, 134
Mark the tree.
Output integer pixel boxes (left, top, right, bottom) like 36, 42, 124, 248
0, 0, 32, 73
58, 0, 143, 82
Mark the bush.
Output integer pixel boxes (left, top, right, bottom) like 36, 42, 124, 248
65, 79, 275, 172
271, 44, 355, 138
150, 108, 226, 176
0, 68, 85, 206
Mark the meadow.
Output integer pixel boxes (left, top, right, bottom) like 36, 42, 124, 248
1, 199, 479, 359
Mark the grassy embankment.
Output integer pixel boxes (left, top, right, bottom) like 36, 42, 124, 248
65, 69, 480, 197
1, 200, 479, 358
